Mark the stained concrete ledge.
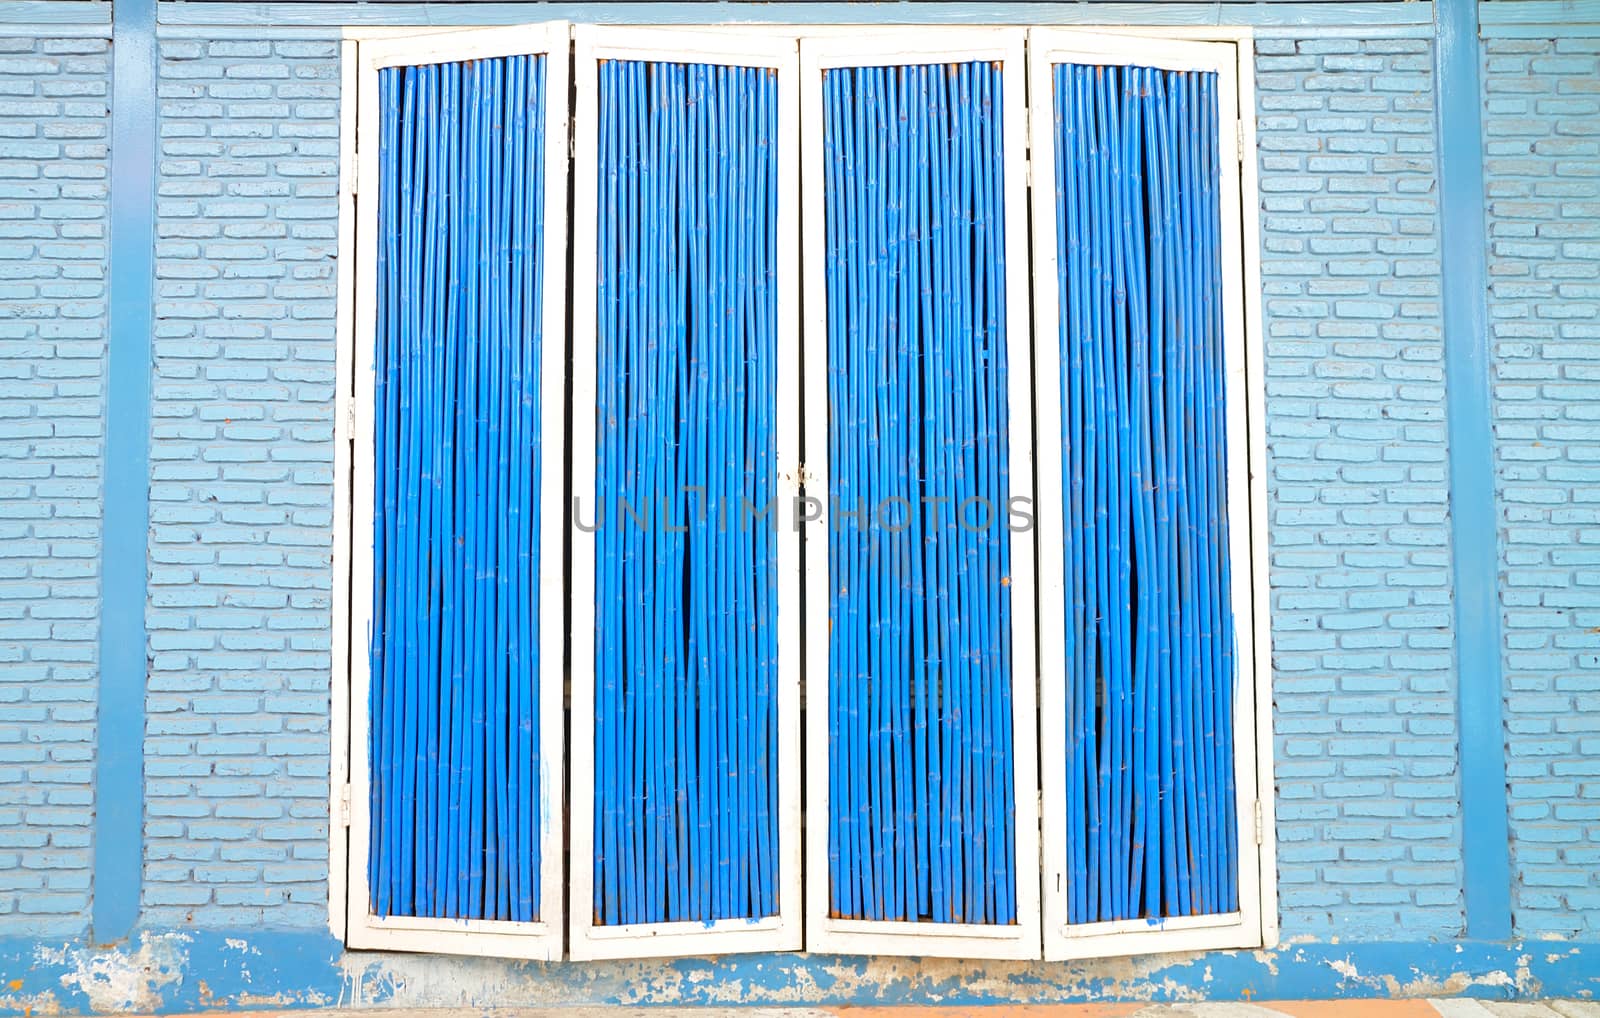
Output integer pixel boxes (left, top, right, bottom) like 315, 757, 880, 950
7, 935, 1599, 1013
127, 1003, 1600, 1018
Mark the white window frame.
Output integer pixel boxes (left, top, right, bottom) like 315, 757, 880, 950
326, 19, 1272, 967
798, 27, 1042, 961
567, 25, 805, 962
333, 21, 572, 961
1026, 27, 1273, 962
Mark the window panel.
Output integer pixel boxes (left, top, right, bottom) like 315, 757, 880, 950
1027, 29, 1266, 961
800, 30, 1041, 960
335, 22, 1270, 967
568, 26, 803, 961
344, 22, 570, 961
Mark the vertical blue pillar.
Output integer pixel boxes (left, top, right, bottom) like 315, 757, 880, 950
94, 0, 156, 943
1434, 0, 1513, 941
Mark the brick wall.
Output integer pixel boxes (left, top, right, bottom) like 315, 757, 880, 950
145, 35, 340, 928
137, 31, 1473, 939
1483, 36, 1600, 940
0, 32, 109, 937
1255, 36, 1464, 940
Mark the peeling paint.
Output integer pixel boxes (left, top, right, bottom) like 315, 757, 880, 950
1254, 952, 1280, 979
34, 935, 189, 1014
0, 986, 62, 1018
4, 934, 1600, 1013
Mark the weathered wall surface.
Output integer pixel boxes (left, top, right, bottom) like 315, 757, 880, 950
0, 30, 109, 938
1482, 34, 1600, 940
1255, 34, 1463, 940
145, 34, 340, 928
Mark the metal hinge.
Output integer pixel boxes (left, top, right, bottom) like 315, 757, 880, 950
344, 401, 356, 437
1236, 121, 1245, 163
350, 154, 358, 195
339, 784, 352, 827
1253, 798, 1264, 845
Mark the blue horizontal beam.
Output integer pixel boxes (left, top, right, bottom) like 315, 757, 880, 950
158, 0, 1433, 27
1479, 0, 1600, 26
0, 1, 108, 25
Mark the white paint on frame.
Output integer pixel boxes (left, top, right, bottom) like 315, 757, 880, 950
798, 27, 1042, 961
567, 25, 805, 962
339, 21, 571, 962
1025, 26, 1271, 963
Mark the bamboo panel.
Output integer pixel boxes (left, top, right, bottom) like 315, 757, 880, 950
1052, 61, 1239, 924
369, 54, 548, 922
591, 59, 782, 926
822, 61, 1018, 926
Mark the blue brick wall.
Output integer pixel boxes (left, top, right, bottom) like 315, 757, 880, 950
0, 31, 108, 937
1255, 36, 1464, 940
138, 32, 1475, 939
145, 35, 340, 927
3, 22, 1563, 946
1482, 35, 1600, 940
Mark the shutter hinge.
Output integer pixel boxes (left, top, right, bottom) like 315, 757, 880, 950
339, 784, 352, 827
1253, 798, 1264, 845
350, 154, 358, 195
344, 400, 356, 438
1236, 121, 1245, 163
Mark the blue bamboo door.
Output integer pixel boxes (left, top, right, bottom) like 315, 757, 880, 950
800, 32, 1042, 960
1026, 33, 1264, 960
347, 25, 570, 960
567, 29, 803, 960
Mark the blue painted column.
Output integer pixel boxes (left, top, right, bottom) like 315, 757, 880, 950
1433, 0, 1513, 941
94, 0, 156, 943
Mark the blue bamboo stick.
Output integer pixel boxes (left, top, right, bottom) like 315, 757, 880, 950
411, 62, 436, 917
484, 57, 506, 917
931, 63, 956, 922
987, 63, 1017, 923
371, 66, 395, 916
595, 56, 610, 925
821, 69, 847, 917
500, 54, 522, 920
836, 66, 863, 918
1082, 62, 1109, 924
1170, 70, 1205, 916
1102, 65, 1131, 919
645, 60, 667, 923
1055, 62, 1078, 923
756, 66, 778, 917
662, 63, 684, 919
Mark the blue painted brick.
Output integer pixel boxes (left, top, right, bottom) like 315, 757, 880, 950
1484, 36, 1600, 940
0, 31, 108, 937
1257, 37, 1463, 940
143, 37, 337, 928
